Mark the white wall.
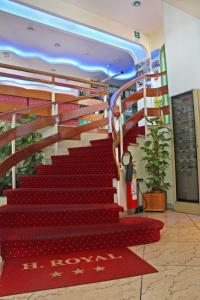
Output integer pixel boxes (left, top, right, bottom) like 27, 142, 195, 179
163, 3, 200, 96
148, 28, 164, 51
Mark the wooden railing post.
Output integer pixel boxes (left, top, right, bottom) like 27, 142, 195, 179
118, 96, 124, 161
11, 112, 16, 189
103, 94, 108, 129
143, 78, 148, 133
51, 77, 59, 155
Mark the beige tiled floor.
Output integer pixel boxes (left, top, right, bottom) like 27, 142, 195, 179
2, 210, 200, 300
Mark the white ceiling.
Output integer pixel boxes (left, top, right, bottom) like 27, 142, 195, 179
62, 0, 200, 33
0, 11, 133, 84
64, 0, 163, 34
165, 0, 200, 19
1, 0, 200, 86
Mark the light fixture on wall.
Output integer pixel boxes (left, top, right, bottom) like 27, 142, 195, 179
27, 26, 34, 31
133, 1, 141, 7
54, 43, 61, 48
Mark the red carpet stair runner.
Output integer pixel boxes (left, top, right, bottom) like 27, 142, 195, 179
0, 126, 164, 259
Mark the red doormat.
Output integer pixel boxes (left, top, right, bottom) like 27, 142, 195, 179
0, 248, 157, 296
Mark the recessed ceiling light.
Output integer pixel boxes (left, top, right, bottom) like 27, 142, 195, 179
1, 51, 12, 59
27, 26, 34, 31
54, 43, 61, 47
133, 1, 141, 7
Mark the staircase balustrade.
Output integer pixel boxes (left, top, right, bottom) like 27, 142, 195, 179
110, 71, 170, 203
0, 64, 109, 188
0, 63, 170, 197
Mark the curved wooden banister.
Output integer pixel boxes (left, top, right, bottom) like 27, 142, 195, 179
122, 90, 144, 112
147, 105, 170, 117
0, 118, 109, 177
110, 74, 146, 111
0, 116, 56, 149
0, 71, 105, 93
146, 85, 168, 97
121, 85, 168, 113
111, 71, 167, 113
0, 90, 107, 118
0, 63, 108, 88
0, 102, 108, 149
110, 70, 168, 182
123, 108, 144, 136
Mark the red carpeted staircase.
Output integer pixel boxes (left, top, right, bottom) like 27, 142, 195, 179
0, 126, 164, 259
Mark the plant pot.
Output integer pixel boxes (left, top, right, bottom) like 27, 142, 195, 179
142, 191, 166, 212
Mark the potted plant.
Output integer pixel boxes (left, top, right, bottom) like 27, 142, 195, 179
141, 117, 172, 212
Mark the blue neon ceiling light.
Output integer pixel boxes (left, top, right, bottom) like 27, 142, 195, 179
0, 0, 147, 61
0, 0, 148, 80
0, 44, 137, 80
0, 76, 72, 91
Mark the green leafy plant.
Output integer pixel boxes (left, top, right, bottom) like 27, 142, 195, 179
0, 115, 44, 193
141, 117, 172, 192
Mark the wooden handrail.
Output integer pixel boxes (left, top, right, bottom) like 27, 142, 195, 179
110, 74, 146, 113
146, 85, 168, 97
0, 71, 105, 93
0, 63, 108, 88
111, 71, 167, 113
122, 90, 144, 112
0, 116, 56, 149
0, 102, 108, 149
147, 105, 170, 116
123, 108, 144, 136
110, 71, 168, 182
0, 118, 109, 177
0, 90, 107, 118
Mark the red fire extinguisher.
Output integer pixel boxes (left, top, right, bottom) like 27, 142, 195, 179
122, 151, 138, 210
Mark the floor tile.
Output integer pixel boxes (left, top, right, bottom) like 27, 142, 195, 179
142, 265, 200, 300
0, 277, 142, 300
144, 241, 200, 266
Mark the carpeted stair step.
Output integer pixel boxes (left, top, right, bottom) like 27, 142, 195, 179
0, 203, 123, 228
124, 136, 137, 143
19, 174, 114, 188
90, 139, 113, 146
70, 151, 113, 160
51, 154, 113, 163
5, 187, 116, 205
68, 146, 112, 155
0, 217, 164, 259
36, 162, 117, 175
